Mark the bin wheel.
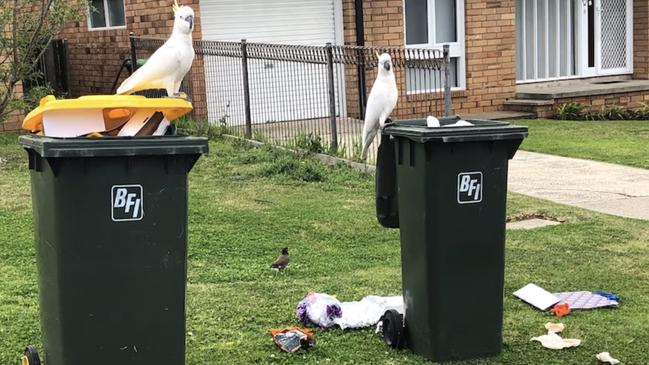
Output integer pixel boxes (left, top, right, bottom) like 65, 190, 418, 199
21, 346, 41, 365
381, 309, 405, 349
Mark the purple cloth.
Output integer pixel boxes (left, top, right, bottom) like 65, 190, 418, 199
552, 291, 619, 310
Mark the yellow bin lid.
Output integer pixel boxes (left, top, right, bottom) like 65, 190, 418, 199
23, 95, 194, 133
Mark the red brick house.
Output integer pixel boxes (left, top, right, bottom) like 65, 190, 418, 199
52, 0, 649, 120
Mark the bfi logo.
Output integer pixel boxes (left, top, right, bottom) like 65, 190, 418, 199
111, 185, 144, 222
457, 172, 483, 204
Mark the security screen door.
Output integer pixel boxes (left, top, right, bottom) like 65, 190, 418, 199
595, 0, 633, 75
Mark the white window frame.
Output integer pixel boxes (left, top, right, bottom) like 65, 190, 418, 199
88, 0, 127, 31
517, 0, 633, 83
403, 0, 466, 91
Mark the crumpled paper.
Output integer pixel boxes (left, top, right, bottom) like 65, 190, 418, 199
544, 322, 565, 333
531, 323, 581, 350
596, 352, 620, 364
270, 327, 315, 353
531, 332, 581, 350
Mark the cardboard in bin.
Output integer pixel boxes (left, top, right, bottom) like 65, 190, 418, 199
22, 95, 192, 137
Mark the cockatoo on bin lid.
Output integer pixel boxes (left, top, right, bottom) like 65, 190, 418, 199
116, 0, 195, 98
360, 52, 398, 161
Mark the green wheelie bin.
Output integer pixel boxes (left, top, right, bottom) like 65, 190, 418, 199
19, 135, 208, 365
376, 117, 527, 362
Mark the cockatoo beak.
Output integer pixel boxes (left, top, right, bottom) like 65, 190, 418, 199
186, 15, 194, 30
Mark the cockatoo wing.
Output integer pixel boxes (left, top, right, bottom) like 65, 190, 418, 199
360, 80, 398, 160
116, 42, 183, 95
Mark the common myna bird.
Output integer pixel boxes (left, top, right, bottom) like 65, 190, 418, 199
271, 247, 290, 271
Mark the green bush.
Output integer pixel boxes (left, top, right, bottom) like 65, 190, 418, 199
23, 85, 56, 111
7, 85, 57, 116
555, 102, 587, 120
596, 105, 628, 121
292, 132, 325, 154
632, 102, 649, 120
260, 154, 326, 182
351, 138, 364, 162
252, 130, 269, 144
176, 117, 227, 139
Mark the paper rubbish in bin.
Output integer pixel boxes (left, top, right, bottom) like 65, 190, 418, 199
22, 95, 192, 137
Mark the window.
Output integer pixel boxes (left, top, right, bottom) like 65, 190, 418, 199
89, 0, 126, 30
404, 0, 465, 91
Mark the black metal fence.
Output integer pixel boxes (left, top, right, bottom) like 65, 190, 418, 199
130, 35, 451, 163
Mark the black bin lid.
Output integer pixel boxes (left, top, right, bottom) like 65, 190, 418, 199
18, 134, 209, 158
382, 116, 528, 143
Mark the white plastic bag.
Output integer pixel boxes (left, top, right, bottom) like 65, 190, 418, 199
295, 293, 342, 329
334, 295, 403, 330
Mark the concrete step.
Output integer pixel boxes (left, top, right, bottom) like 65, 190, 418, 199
503, 99, 556, 118
516, 78, 649, 100
504, 99, 555, 106
462, 110, 536, 120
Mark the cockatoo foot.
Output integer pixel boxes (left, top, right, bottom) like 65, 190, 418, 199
172, 92, 188, 100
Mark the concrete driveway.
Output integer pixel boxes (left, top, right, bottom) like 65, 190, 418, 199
509, 151, 649, 221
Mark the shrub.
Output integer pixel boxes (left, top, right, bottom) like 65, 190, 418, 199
351, 138, 364, 162
555, 102, 587, 120
252, 130, 269, 144
596, 105, 627, 121
261, 154, 326, 182
292, 132, 325, 154
23, 85, 57, 112
176, 116, 228, 139
632, 102, 649, 120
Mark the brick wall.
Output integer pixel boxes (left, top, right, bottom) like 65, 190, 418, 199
634, 0, 649, 79
516, 91, 649, 119
463, 0, 517, 115
58, 0, 207, 119
1, 82, 24, 132
341, 0, 517, 119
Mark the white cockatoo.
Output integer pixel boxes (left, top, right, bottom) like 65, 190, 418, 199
117, 0, 195, 97
361, 53, 398, 161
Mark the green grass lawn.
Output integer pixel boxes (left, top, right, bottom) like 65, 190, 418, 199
516, 119, 649, 169
1, 134, 649, 364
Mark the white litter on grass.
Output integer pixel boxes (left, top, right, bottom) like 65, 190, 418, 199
334, 295, 403, 330
596, 352, 620, 364
544, 322, 565, 334
531, 332, 581, 350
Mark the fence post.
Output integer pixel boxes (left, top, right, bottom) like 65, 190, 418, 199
325, 43, 338, 152
241, 39, 252, 139
443, 44, 452, 117
129, 32, 138, 73
356, 49, 367, 120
